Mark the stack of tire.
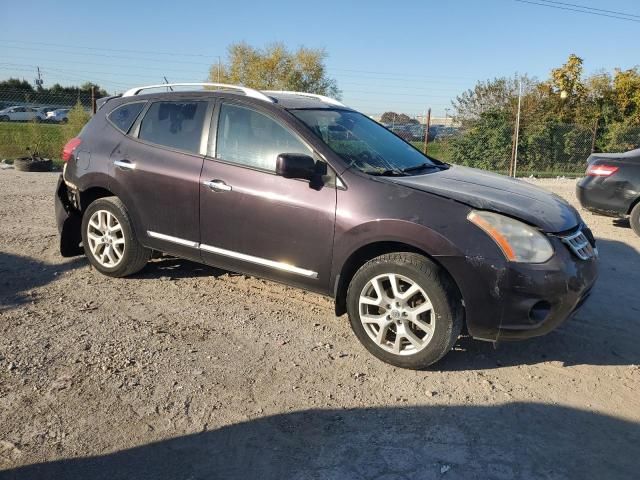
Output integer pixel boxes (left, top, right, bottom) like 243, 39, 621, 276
13, 157, 53, 172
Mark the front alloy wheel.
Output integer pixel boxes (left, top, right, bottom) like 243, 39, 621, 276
347, 252, 463, 369
359, 273, 436, 355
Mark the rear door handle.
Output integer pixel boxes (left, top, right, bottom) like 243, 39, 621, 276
114, 160, 136, 170
203, 180, 232, 192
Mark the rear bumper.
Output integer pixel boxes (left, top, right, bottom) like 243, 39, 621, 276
55, 174, 83, 257
576, 176, 633, 217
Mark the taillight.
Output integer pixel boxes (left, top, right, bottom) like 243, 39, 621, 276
586, 164, 618, 177
61, 137, 82, 162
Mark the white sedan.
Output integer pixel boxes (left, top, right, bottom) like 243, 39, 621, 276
46, 108, 70, 123
0, 106, 46, 122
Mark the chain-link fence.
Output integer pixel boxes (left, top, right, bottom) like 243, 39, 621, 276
1, 86, 639, 176
374, 111, 640, 177
0, 90, 94, 162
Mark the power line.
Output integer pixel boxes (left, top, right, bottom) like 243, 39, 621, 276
512, 0, 640, 22
0, 42, 476, 84
536, 0, 640, 19
0, 44, 219, 66
0, 39, 219, 58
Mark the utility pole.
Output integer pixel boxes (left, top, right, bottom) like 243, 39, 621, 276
91, 86, 96, 115
423, 107, 432, 155
217, 56, 222, 83
511, 79, 523, 178
34, 66, 43, 90
591, 117, 599, 153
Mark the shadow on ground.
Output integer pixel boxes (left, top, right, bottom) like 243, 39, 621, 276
0, 252, 86, 311
133, 255, 231, 280
2, 403, 638, 480
440, 238, 640, 370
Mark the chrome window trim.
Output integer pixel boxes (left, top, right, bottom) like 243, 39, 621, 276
146, 231, 318, 278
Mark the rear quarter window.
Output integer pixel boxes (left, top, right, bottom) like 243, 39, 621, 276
108, 102, 146, 133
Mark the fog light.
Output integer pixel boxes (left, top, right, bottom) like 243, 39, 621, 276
529, 301, 551, 323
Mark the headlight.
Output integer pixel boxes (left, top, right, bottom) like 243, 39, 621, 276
467, 210, 554, 263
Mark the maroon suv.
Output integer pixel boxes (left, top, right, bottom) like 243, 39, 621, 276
55, 84, 598, 369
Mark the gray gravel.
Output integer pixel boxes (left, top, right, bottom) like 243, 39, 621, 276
0, 171, 639, 479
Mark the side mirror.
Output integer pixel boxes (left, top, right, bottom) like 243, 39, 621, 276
276, 153, 323, 180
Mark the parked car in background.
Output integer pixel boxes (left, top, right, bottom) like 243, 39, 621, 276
47, 108, 70, 123
55, 83, 597, 369
577, 148, 640, 237
0, 105, 46, 122
36, 106, 57, 117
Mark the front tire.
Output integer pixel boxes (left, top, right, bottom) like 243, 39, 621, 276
81, 197, 151, 277
630, 202, 640, 237
346, 252, 463, 369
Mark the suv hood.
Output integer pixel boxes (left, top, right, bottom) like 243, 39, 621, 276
389, 165, 580, 233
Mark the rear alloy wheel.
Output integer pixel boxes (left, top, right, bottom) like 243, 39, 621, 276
347, 252, 463, 369
81, 197, 151, 277
86, 210, 126, 268
630, 202, 640, 237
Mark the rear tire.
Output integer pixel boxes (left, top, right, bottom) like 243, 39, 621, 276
346, 252, 463, 370
13, 157, 52, 172
630, 202, 640, 237
81, 197, 151, 277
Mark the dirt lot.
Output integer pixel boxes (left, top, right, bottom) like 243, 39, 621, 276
0, 170, 638, 479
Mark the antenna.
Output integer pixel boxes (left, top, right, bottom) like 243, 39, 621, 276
163, 76, 173, 92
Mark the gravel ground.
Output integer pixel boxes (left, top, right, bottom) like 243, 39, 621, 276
0, 170, 639, 480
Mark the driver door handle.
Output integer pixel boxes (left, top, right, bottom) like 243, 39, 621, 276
203, 179, 232, 192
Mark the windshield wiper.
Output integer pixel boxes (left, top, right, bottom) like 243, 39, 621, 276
367, 168, 407, 176
401, 162, 441, 174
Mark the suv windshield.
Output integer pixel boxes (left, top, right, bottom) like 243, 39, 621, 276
291, 109, 443, 175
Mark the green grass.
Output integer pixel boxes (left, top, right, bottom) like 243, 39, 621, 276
411, 141, 454, 162
0, 122, 67, 160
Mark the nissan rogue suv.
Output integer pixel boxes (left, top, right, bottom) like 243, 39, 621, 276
55, 83, 598, 369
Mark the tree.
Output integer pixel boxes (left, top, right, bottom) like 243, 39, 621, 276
449, 109, 513, 171
62, 101, 91, 141
451, 76, 537, 127
380, 112, 417, 124
613, 68, 640, 124
209, 42, 340, 98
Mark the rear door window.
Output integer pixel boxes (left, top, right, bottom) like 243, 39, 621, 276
138, 101, 207, 154
108, 102, 146, 134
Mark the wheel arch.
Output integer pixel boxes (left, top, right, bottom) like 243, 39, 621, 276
79, 185, 116, 212
333, 241, 464, 321
627, 194, 640, 215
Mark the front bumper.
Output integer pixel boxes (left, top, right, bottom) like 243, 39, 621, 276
442, 233, 598, 342
55, 174, 83, 257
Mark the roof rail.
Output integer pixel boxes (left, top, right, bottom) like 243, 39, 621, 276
121, 83, 274, 103
263, 90, 345, 107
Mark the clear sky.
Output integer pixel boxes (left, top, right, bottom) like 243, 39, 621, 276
1, 0, 638, 117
